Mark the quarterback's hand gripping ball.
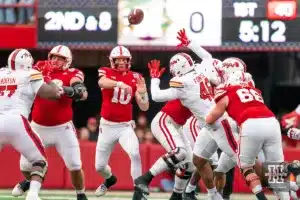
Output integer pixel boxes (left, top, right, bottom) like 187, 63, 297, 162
176, 28, 191, 47
148, 59, 165, 78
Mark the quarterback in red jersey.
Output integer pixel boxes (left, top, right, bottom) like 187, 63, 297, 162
206, 72, 283, 200
12, 45, 89, 200
95, 46, 149, 197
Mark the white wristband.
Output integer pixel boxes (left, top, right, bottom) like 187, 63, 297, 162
116, 81, 123, 88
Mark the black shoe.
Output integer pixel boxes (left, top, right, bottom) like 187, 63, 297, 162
134, 176, 150, 195
132, 186, 148, 200
77, 193, 88, 200
169, 192, 183, 200
183, 191, 198, 200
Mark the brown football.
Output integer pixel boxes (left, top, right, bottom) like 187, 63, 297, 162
128, 8, 144, 25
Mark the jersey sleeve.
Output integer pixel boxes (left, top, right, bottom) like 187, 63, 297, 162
98, 67, 109, 78
29, 70, 44, 94
214, 86, 228, 103
150, 78, 179, 102
72, 69, 85, 82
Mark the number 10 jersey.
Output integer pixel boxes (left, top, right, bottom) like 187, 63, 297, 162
98, 67, 141, 123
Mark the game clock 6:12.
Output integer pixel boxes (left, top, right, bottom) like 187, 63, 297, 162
222, 18, 300, 45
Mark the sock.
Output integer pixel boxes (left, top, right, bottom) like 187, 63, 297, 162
149, 157, 169, 176
76, 188, 85, 194
99, 165, 112, 179
104, 175, 117, 188
207, 187, 217, 194
141, 171, 154, 184
255, 191, 268, 200
28, 180, 41, 194
130, 153, 142, 180
20, 180, 30, 191
185, 182, 196, 193
173, 168, 190, 194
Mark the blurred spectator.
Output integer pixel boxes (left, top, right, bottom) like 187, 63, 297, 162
144, 128, 155, 144
137, 112, 148, 128
0, 0, 17, 24
79, 117, 99, 142
135, 127, 145, 143
18, 0, 34, 24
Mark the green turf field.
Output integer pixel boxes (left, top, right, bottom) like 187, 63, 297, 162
0, 190, 278, 200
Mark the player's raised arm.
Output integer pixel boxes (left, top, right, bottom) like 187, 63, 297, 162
135, 77, 149, 111
176, 28, 212, 60
148, 60, 179, 102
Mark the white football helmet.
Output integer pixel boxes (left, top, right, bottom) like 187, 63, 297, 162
7, 49, 33, 71
226, 71, 252, 86
109, 46, 132, 71
169, 53, 194, 77
195, 59, 222, 86
48, 45, 72, 70
221, 57, 247, 82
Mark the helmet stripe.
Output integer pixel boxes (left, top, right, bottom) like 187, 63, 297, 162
10, 49, 21, 70
179, 53, 193, 66
119, 46, 123, 55
56, 45, 62, 53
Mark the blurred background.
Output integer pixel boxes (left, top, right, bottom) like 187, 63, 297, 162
0, 0, 300, 195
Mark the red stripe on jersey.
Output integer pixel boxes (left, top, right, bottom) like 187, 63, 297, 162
10, 49, 21, 70
192, 117, 198, 141
21, 115, 46, 158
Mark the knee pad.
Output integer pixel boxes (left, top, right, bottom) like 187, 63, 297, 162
31, 160, 48, 179
163, 147, 187, 169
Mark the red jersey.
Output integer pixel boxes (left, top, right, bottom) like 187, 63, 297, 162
161, 99, 192, 125
32, 68, 84, 126
98, 67, 142, 122
214, 84, 274, 125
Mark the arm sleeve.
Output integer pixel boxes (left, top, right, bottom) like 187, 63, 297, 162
98, 67, 108, 78
150, 78, 179, 102
29, 70, 44, 94
214, 86, 228, 103
188, 40, 212, 60
73, 69, 85, 82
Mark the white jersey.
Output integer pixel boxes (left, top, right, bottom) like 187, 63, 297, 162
151, 70, 220, 126
0, 68, 44, 118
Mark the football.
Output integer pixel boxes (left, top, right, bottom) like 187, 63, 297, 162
128, 8, 144, 25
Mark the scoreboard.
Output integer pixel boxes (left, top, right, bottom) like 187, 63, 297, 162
36, 0, 300, 51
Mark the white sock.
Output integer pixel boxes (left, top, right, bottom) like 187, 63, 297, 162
130, 153, 142, 180
173, 173, 189, 193
207, 187, 217, 194
185, 182, 196, 193
28, 180, 41, 194
99, 165, 112, 179
76, 188, 85, 194
149, 157, 169, 176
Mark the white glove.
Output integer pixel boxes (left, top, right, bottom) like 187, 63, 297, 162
287, 128, 300, 140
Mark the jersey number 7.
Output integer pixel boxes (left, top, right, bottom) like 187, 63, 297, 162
0, 85, 18, 97
112, 87, 132, 105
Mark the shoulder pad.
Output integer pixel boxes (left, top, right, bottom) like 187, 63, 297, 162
169, 77, 184, 88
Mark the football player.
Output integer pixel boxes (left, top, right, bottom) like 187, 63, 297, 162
95, 46, 149, 197
207, 71, 296, 200
12, 45, 89, 200
2, 49, 64, 200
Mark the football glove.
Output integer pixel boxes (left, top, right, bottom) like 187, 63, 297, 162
287, 128, 300, 140
71, 82, 87, 100
176, 28, 191, 47
33, 61, 53, 83
281, 111, 300, 129
148, 59, 165, 78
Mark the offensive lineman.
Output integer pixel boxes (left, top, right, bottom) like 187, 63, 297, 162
1, 49, 63, 200
12, 45, 89, 200
95, 46, 149, 197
